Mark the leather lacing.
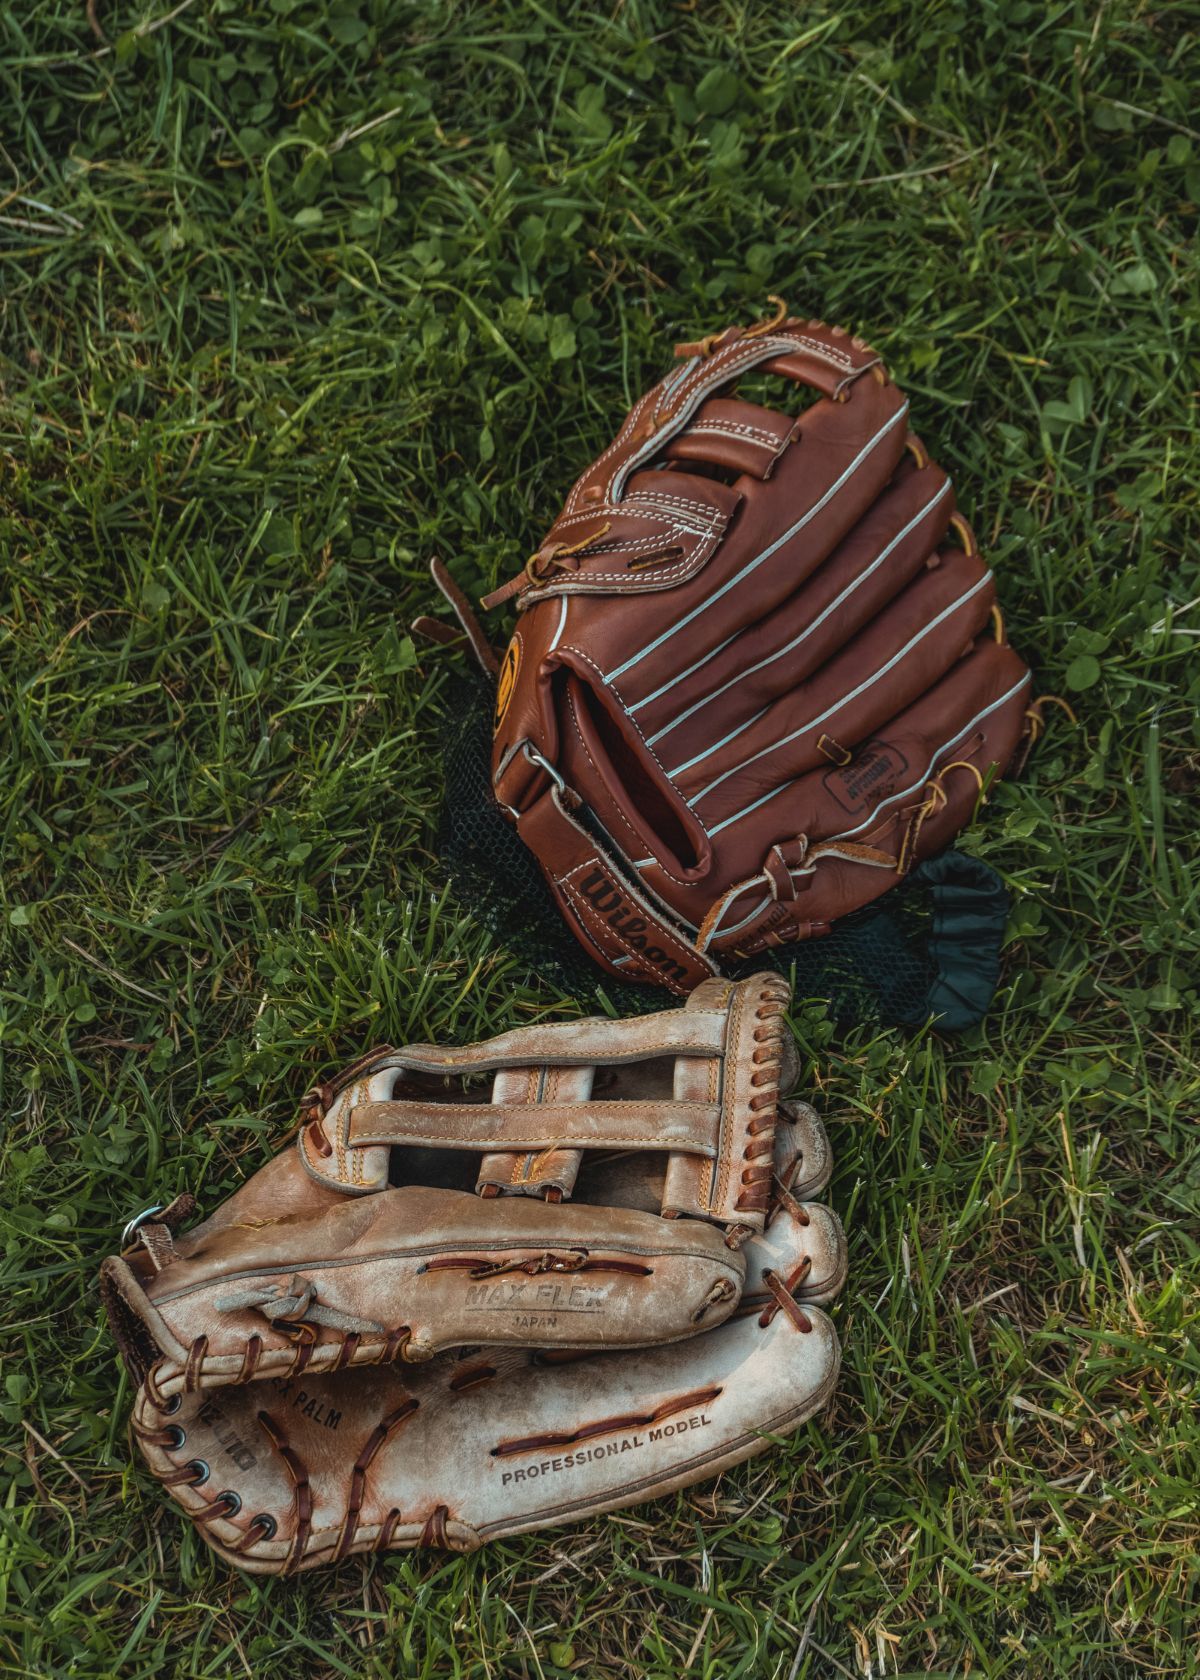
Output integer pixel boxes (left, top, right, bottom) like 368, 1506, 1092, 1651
148, 1392, 426, 1568
1023, 693, 1076, 742
449, 1362, 496, 1392
769, 1179, 809, 1226
674, 293, 790, 359
1014, 692, 1076, 775
334, 1399, 420, 1563
272, 1319, 413, 1368
159, 1457, 211, 1488
238, 1334, 264, 1383
896, 759, 986, 876
491, 1385, 723, 1458
733, 982, 790, 1222
305, 1118, 333, 1158
230, 1512, 278, 1552
134, 1394, 280, 1561
257, 1410, 313, 1574
194, 1489, 243, 1528
144, 1316, 415, 1423
298, 1043, 397, 1154
155, 1455, 272, 1548
690, 1276, 739, 1323
480, 522, 613, 611
184, 1335, 208, 1394
411, 555, 501, 677
133, 1420, 187, 1451
758, 1258, 815, 1334
424, 1250, 652, 1281
142, 1362, 172, 1410
141, 1272, 419, 1538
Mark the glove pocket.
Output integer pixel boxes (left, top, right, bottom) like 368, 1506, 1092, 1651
555, 655, 712, 883
131, 1299, 840, 1573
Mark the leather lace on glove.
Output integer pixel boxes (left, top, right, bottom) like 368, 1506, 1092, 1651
102, 975, 846, 1572
459, 299, 1037, 996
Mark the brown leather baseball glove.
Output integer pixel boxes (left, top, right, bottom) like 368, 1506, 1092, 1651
476, 300, 1033, 996
101, 975, 846, 1571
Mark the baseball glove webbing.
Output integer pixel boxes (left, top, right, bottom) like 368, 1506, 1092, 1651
103, 977, 847, 1573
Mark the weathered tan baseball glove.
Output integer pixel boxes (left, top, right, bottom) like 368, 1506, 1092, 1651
476, 299, 1033, 995
101, 975, 846, 1572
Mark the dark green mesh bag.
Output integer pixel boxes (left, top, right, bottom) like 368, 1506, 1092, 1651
436, 674, 1008, 1031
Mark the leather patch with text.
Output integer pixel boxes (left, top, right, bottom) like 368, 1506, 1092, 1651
822, 739, 909, 815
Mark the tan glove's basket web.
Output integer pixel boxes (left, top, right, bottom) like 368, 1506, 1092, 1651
102, 977, 848, 1573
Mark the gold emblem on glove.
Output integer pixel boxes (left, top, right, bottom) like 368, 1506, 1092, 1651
494, 637, 520, 733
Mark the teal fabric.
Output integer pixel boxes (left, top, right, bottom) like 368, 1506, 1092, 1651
916, 852, 1010, 1032
724, 849, 1011, 1031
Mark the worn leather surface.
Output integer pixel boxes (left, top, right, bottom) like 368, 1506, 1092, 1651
489, 308, 1032, 994
125, 1097, 846, 1572
101, 974, 793, 1397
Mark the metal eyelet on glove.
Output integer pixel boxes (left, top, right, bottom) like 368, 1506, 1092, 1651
121, 1205, 166, 1248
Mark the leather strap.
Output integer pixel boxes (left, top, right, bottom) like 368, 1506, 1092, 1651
390, 1008, 728, 1070
506, 778, 716, 995
347, 1100, 722, 1156
477, 1065, 592, 1200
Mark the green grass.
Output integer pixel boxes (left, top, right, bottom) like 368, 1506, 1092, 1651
1, 1, 1198, 1675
